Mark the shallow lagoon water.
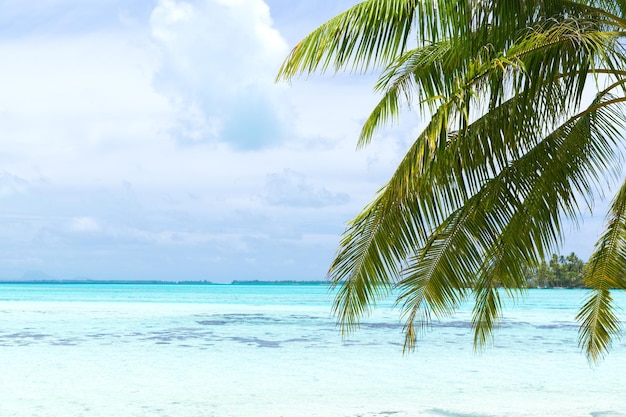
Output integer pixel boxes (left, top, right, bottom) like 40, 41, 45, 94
1, 284, 625, 417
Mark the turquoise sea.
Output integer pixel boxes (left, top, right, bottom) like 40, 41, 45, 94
1, 284, 625, 417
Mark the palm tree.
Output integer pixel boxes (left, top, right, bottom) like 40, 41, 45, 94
277, 0, 626, 363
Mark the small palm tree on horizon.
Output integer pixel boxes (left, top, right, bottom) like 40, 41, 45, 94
277, 0, 626, 363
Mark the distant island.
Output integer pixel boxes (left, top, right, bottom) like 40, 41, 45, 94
0, 253, 587, 288
0, 279, 328, 285
230, 280, 327, 285
0, 279, 221, 285
524, 253, 586, 288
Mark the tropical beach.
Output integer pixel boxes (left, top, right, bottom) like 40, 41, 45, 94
2, 0, 626, 416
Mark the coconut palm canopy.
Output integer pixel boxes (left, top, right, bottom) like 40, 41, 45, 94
276, 0, 626, 363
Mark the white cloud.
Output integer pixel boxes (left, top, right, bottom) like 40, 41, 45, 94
150, 0, 290, 148
0, 171, 29, 198
0, 0, 414, 281
264, 168, 349, 207
69, 217, 102, 233
0, 31, 172, 185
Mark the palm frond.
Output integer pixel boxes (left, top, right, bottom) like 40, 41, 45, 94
358, 16, 626, 149
328, 192, 426, 333
281, 0, 626, 361
276, 0, 421, 79
393, 86, 626, 351
577, 177, 626, 363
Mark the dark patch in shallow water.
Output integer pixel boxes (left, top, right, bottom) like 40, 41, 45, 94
434, 321, 473, 329
535, 322, 577, 330
141, 328, 216, 345
50, 339, 78, 346
147, 335, 174, 342
2, 332, 50, 340
284, 337, 315, 343
229, 336, 281, 348
362, 322, 403, 330
590, 411, 626, 417
288, 314, 321, 320
86, 333, 111, 339
196, 320, 227, 326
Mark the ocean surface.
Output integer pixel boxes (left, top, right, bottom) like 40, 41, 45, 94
1, 284, 625, 417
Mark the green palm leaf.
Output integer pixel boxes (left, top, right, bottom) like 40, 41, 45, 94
279, 0, 626, 361
577, 178, 626, 363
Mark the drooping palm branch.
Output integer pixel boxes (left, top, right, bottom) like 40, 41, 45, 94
277, 0, 626, 363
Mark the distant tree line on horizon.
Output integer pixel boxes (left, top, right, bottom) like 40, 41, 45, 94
524, 253, 586, 288
1, 259, 588, 287
234, 255, 589, 288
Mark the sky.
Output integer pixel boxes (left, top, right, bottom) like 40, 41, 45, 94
0, 0, 611, 282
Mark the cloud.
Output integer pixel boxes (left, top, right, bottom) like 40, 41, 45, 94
0, 171, 29, 198
0, 30, 173, 188
0, 0, 411, 282
150, 0, 290, 149
264, 168, 349, 207
69, 217, 102, 233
